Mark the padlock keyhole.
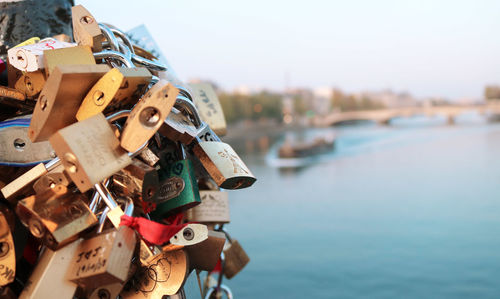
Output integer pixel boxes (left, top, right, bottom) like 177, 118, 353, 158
13, 138, 26, 151
0, 242, 9, 258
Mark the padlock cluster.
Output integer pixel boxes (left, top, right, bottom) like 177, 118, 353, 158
0, 5, 255, 299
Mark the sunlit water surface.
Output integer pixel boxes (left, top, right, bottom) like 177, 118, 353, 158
185, 115, 500, 298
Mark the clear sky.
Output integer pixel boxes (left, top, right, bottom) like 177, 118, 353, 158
76, 0, 500, 100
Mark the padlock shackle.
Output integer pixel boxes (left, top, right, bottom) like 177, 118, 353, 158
102, 23, 136, 56
93, 50, 134, 68
94, 182, 118, 209
204, 284, 233, 299
124, 197, 134, 217
98, 23, 120, 52
106, 110, 131, 123
97, 206, 110, 233
132, 53, 168, 71
219, 228, 234, 243
101, 22, 167, 71
175, 96, 203, 128
45, 156, 60, 171
89, 177, 110, 213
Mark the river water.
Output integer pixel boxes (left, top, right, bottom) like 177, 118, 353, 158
185, 114, 500, 298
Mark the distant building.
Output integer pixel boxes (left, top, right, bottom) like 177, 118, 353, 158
360, 89, 417, 108
312, 87, 333, 115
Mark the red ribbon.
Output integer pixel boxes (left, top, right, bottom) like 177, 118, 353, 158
211, 258, 222, 274
120, 215, 187, 245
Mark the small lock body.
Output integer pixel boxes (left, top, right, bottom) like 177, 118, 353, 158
193, 141, 256, 189
49, 113, 132, 192
16, 185, 98, 250
67, 226, 137, 289
186, 190, 230, 224
72, 5, 103, 52
150, 159, 201, 220
223, 239, 250, 279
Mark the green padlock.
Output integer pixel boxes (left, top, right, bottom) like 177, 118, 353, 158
149, 143, 201, 220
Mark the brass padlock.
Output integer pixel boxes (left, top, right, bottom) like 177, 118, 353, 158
120, 80, 179, 153
189, 83, 227, 136
83, 203, 137, 299
43, 45, 96, 76
16, 184, 98, 250
222, 230, 250, 279
93, 183, 157, 264
121, 249, 189, 298
49, 113, 132, 193
28, 64, 110, 142
76, 67, 152, 121
185, 230, 226, 272
186, 190, 230, 224
0, 211, 15, 286
19, 238, 81, 299
13, 70, 46, 99
7, 61, 22, 90
67, 226, 137, 290
72, 5, 104, 52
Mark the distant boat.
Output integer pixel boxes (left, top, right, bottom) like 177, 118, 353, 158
278, 135, 335, 158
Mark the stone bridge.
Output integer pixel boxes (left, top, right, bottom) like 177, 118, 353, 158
316, 103, 500, 126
